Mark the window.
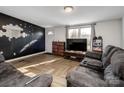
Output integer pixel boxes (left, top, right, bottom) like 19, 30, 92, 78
68, 28, 79, 38
80, 27, 91, 50
67, 26, 92, 50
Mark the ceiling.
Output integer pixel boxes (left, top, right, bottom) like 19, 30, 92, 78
0, 6, 124, 28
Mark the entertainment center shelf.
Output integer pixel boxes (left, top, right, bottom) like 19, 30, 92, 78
52, 39, 87, 61
64, 50, 86, 61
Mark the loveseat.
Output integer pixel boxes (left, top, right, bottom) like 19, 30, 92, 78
0, 54, 53, 87
66, 45, 124, 87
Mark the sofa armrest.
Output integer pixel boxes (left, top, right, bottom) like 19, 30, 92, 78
85, 51, 102, 60
87, 60, 103, 68
24, 74, 52, 87
80, 58, 103, 71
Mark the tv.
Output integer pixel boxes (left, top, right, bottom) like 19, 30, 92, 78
66, 39, 87, 51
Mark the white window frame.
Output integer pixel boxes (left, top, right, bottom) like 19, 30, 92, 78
67, 25, 92, 50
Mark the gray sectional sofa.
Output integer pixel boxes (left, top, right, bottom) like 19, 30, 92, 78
66, 45, 124, 87
0, 54, 53, 87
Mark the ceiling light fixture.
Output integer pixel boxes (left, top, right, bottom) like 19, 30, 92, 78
64, 6, 74, 13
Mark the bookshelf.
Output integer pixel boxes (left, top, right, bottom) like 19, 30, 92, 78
92, 36, 103, 52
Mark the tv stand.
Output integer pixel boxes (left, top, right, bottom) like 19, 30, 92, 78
64, 50, 86, 61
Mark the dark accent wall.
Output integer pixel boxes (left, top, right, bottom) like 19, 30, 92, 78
0, 13, 45, 60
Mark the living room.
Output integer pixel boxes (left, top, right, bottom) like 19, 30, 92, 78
0, 1, 124, 92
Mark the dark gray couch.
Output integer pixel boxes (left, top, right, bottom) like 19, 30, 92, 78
66, 45, 124, 87
0, 54, 53, 87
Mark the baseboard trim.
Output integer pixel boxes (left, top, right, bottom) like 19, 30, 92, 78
45, 52, 53, 55
5, 51, 46, 63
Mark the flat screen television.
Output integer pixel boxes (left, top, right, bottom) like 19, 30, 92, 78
66, 39, 87, 51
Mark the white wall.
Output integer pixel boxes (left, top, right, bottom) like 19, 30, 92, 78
45, 19, 122, 53
45, 26, 66, 53
122, 17, 124, 49
95, 19, 122, 49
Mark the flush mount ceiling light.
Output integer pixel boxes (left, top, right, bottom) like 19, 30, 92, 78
64, 6, 74, 13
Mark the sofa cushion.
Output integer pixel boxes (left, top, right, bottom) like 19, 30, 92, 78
80, 57, 103, 71
0, 54, 5, 63
75, 66, 103, 79
0, 62, 24, 81
66, 69, 106, 87
87, 61, 103, 68
111, 50, 124, 80
106, 79, 124, 87
25, 74, 53, 87
0, 62, 18, 75
85, 51, 102, 60
0, 72, 29, 87
102, 45, 115, 58
0, 62, 53, 87
102, 47, 120, 69
104, 62, 124, 87
0, 62, 28, 87
104, 64, 119, 80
